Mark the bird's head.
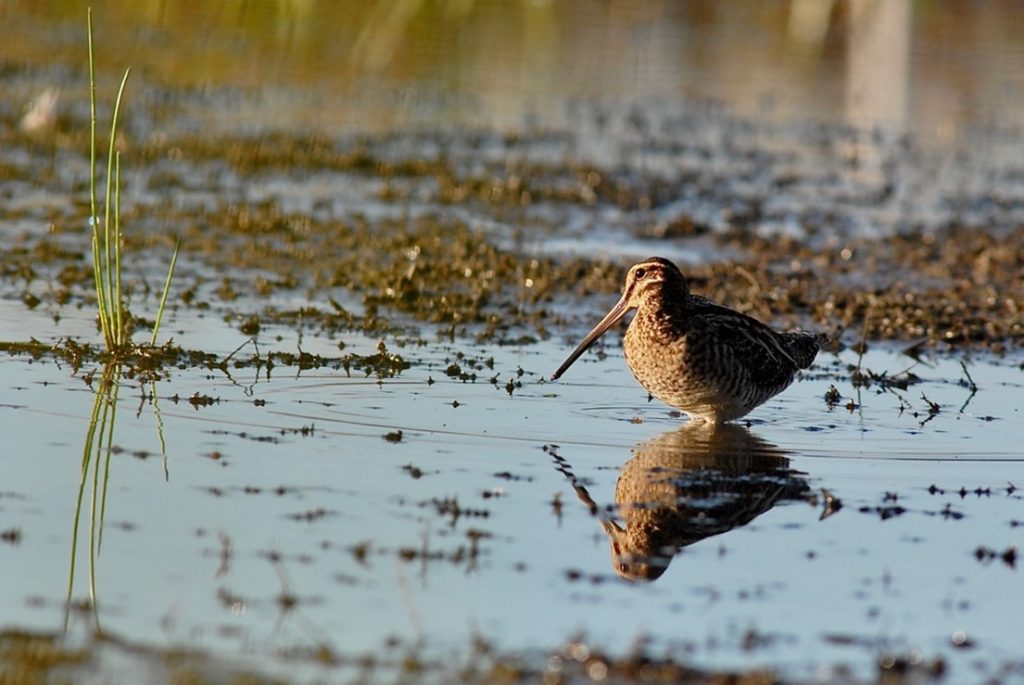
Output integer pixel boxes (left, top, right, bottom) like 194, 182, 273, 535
619, 256, 689, 310
551, 257, 688, 381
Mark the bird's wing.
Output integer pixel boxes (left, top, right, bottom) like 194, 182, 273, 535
683, 301, 802, 390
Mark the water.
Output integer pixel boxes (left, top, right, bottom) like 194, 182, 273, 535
2, 299, 1023, 681
3, 2, 1024, 683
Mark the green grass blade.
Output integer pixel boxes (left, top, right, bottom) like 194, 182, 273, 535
114, 151, 123, 346
87, 9, 111, 348
91, 233, 110, 347
150, 239, 181, 346
103, 67, 131, 348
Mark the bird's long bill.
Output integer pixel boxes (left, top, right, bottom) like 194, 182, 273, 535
551, 294, 631, 380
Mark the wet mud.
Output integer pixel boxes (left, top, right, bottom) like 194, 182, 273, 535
3, 75, 1024, 357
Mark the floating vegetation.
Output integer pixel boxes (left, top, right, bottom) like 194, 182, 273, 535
0, 338, 209, 379
973, 545, 1018, 568
426, 496, 490, 528
348, 341, 411, 378
0, 337, 410, 382
1, 529, 22, 545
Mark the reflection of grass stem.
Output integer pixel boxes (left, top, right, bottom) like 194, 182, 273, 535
65, 377, 102, 630
958, 360, 979, 413
66, 369, 172, 631
97, 382, 117, 554
65, 363, 119, 633
151, 380, 170, 481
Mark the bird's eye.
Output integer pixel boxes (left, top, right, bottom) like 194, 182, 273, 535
634, 267, 647, 279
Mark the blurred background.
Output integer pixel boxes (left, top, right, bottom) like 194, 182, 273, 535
5, 0, 1024, 142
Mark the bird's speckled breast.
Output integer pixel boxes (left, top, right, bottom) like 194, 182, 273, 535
623, 310, 751, 422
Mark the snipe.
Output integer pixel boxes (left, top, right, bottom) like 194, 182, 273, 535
552, 257, 825, 423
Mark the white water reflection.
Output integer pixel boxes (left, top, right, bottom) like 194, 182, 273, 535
846, 0, 911, 134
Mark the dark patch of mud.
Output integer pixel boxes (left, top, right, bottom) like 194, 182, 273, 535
1, 627, 963, 685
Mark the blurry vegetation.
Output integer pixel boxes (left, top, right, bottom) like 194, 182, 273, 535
0, 625, 951, 685
7, 1, 1024, 137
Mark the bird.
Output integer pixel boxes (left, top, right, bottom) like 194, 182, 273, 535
551, 256, 826, 423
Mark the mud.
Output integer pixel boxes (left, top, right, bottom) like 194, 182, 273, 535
3, 71, 1024, 357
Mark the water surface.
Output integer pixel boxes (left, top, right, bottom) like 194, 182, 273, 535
2, 2, 1024, 683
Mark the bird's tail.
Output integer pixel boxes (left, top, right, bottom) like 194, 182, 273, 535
780, 331, 828, 369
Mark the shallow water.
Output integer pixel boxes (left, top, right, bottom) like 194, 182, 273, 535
3, 2, 1024, 683
2, 297, 1023, 682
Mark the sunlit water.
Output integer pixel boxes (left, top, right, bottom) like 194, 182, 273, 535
2, 299, 1022, 682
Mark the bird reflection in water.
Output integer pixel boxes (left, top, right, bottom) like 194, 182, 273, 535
557, 423, 811, 582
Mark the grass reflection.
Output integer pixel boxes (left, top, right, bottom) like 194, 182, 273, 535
64, 363, 171, 633
65, 363, 119, 633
